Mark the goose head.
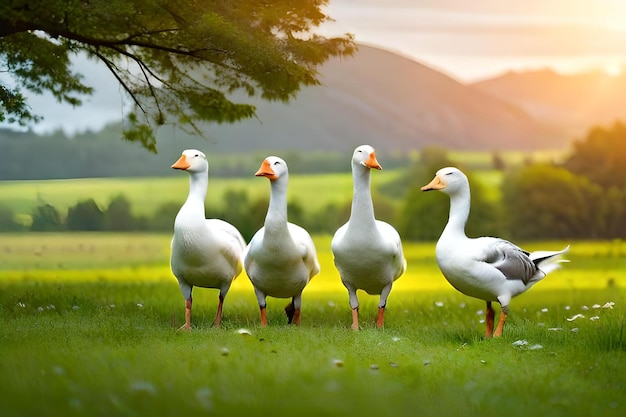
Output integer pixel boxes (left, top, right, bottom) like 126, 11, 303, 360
255, 156, 288, 181
421, 167, 468, 195
353, 145, 382, 170
171, 149, 208, 173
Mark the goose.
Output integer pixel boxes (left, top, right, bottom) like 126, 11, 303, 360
170, 149, 246, 330
421, 167, 569, 338
331, 145, 407, 330
243, 156, 320, 326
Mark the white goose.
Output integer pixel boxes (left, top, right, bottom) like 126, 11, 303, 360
331, 145, 406, 330
421, 167, 569, 338
170, 149, 246, 330
243, 156, 320, 326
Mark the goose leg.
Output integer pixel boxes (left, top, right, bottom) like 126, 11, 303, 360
376, 283, 393, 328
485, 301, 495, 338
178, 297, 192, 331
286, 294, 302, 325
213, 284, 231, 328
213, 294, 224, 328
254, 286, 268, 327
345, 283, 359, 330
494, 305, 509, 337
178, 283, 193, 331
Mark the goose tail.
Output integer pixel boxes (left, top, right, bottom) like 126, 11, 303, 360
531, 245, 570, 275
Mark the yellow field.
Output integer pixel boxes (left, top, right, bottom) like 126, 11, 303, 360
2, 233, 623, 295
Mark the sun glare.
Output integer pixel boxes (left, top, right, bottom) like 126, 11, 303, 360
604, 63, 623, 77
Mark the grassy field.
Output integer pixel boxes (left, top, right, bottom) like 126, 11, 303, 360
0, 170, 405, 222
0, 232, 625, 417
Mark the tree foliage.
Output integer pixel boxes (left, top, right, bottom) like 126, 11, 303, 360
0, 0, 355, 151
501, 164, 602, 240
30, 203, 63, 231
562, 121, 626, 189
395, 147, 499, 241
66, 198, 105, 230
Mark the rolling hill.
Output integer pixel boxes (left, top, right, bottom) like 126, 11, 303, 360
5, 44, 619, 179
170, 44, 567, 153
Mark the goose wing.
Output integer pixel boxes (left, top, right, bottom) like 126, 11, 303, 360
206, 219, 246, 268
476, 238, 538, 284
288, 223, 320, 278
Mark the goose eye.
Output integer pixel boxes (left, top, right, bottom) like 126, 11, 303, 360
273, 161, 280, 166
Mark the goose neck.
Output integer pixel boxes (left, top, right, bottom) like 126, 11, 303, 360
264, 177, 289, 230
443, 187, 471, 238
184, 171, 208, 206
348, 165, 376, 229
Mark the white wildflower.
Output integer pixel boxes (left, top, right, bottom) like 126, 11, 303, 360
541, 308, 549, 313
567, 314, 585, 321
528, 344, 543, 350
236, 328, 251, 336
592, 304, 601, 309
392, 337, 400, 342
581, 305, 589, 311
17, 302, 26, 308
220, 347, 230, 356
435, 301, 444, 307
476, 310, 484, 316
548, 328, 563, 331
136, 303, 143, 308
590, 316, 600, 321
37, 307, 44, 312
571, 328, 580, 333
565, 305, 571, 310
332, 359, 344, 368
602, 302, 615, 309
129, 381, 156, 396
512, 340, 529, 347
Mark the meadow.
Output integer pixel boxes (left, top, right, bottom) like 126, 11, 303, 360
1, 232, 624, 417
0, 172, 391, 222
0, 168, 511, 232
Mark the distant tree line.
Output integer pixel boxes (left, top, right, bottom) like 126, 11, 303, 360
0, 192, 354, 242
0, 124, 411, 180
1, 122, 625, 240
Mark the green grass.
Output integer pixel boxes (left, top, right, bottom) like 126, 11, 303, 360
1, 233, 625, 417
0, 170, 404, 222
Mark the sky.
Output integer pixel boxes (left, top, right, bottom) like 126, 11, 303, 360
323, 0, 626, 81
5, 0, 626, 134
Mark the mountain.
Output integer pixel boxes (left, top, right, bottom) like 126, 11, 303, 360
2, 45, 590, 180
472, 68, 626, 138
177, 45, 566, 153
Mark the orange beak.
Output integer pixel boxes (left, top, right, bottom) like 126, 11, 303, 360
421, 175, 446, 191
171, 154, 190, 170
255, 159, 278, 180
364, 151, 382, 170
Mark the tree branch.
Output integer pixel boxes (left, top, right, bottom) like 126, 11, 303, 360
90, 49, 147, 116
